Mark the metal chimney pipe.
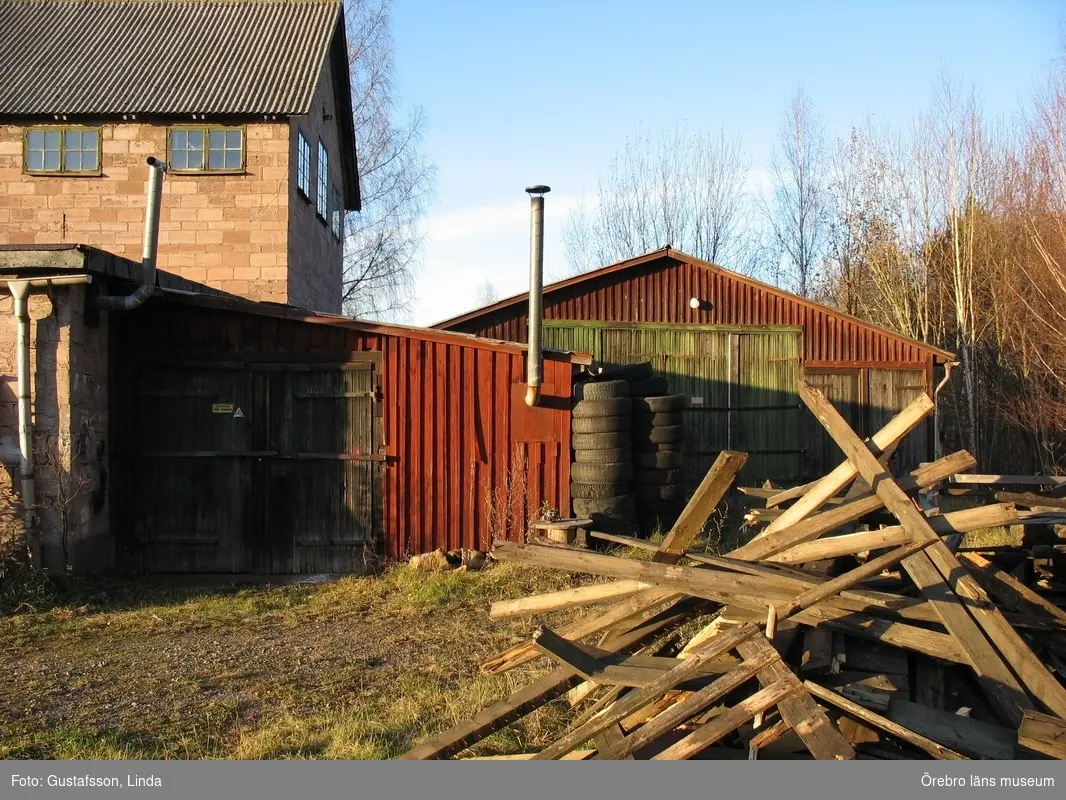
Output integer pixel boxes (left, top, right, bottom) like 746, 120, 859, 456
525, 185, 550, 407
96, 156, 167, 310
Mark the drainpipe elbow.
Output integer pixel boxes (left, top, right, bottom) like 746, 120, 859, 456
525, 385, 541, 407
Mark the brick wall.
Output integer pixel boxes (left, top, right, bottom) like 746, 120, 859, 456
287, 51, 346, 314
0, 119, 335, 308
0, 285, 110, 572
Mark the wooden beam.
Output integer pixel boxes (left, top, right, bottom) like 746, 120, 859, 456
1017, 710, 1066, 759
803, 681, 964, 760
882, 697, 1016, 760
769, 503, 1020, 566
595, 650, 781, 759
731, 450, 976, 562
754, 392, 935, 540
950, 474, 1066, 486
650, 681, 801, 760
737, 634, 856, 760
489, 580, 651, 620
959, 551, 1066, 624
799, 380, 1034, 729
531, 624, 760, 760
995, 491, 1066, 510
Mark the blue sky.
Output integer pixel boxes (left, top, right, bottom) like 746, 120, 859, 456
388, 0, 1065, 325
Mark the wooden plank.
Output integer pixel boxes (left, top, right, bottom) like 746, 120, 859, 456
754, 392, 935, 540
489, 580, 651, 620
737, 634, 856, 760
804, 681, 965, 760
770, 502, 1020, 566
656, 450, 749, 565
914, 659, 946, 711
731, 450, 976, 562
597, 650, 781, 760
995, 491, 1066, 510
960, 551, 1066, 624
650, 680, 801, 760
531, 623, 760, 760
801, 629, 833, 675
800, 380, 1034, 729
882, 697, 1016, 760
950, 474, 1066, 486
1017, 710, 1066, 759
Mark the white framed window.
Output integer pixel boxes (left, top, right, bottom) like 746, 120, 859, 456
330, 185, 343, 238
316, 141, 329, 220
168, 126, 244, 172
297, 131, 312, 198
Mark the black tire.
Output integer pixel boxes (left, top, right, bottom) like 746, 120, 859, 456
573, 495, 636, 517
571, 462, 633, 483
632, 395, 688, 414
647, 425, 685, 444
597, 362, 654, 381
573, 430, 632, 450
634, 468, 685, 486
636, 450, 685, 469
634, 441, 684, 454
574, 447, 631, 464
573, 398, 632, 418
572, 481, 632, 500
574, 380, 630, 401
632, 410, 684, 427
637, 483, 684, 503
572, 415, 631, 434
629, 376, 669, 396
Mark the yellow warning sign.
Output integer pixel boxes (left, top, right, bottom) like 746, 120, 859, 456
212, 403, 234, 414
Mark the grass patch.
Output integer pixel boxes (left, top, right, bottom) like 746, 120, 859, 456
0, 560, 592, 760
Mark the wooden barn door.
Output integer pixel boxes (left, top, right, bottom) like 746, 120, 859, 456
124, 360, 381, 574
257, 364, 381, 573
803, 368, 864, 478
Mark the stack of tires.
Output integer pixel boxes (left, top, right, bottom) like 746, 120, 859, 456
629, 376, 687, 532
570, 379, 637, 536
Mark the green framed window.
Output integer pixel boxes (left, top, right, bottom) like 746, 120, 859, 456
316, 141, 329, 219
24, 127, 100, 174
168, 126, 244, 172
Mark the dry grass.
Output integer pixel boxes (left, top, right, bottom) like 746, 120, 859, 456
0, 561, 597, 760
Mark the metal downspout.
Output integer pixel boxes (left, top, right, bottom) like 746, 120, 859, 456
933, 361, 959, 461
9, 280, 38, 564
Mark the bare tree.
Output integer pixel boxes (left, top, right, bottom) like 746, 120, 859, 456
342, 0, 436, 320
475, 279, 499, 307
766, 87, 828, 297
562, 124, 752, 275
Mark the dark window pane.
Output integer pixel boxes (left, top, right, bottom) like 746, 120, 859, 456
82, 130, 98, 150
66, 130, 81, 149
28, 130, 44, 149
172, 130, 187, 149
44, 130, 61, 150
209, 130, 225, 149
171, 150, 187, 170
224, 149, 240, 169
208, 149, 224, 169
65, 151, 81, 170
188, 149, 203, 170
82, 149, 98, 170
226, 130, 242, 148
27, 150, 43, 170
44, 150, 59, 170
188, 130, 203, 149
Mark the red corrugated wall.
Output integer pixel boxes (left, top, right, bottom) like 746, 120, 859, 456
380, 337, 572, 559
119, 300, 574, 562
445, 259, 937, 367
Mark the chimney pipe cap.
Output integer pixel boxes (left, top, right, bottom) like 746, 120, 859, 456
525, 185, 551, 196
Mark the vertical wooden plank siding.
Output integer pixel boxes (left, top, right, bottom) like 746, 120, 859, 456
446, 259, 934, 368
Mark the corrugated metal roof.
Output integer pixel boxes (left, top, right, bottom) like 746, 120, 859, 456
0, 0, 343, 116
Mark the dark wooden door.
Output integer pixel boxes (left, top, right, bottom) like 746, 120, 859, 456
125, 361, 380, 574
804, 368, 863, 478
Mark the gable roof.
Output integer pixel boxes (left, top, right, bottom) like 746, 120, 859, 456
433, 247, 955, 363
0, 0, 360, 209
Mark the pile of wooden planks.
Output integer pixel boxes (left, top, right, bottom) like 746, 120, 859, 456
398, 381, 1066, 761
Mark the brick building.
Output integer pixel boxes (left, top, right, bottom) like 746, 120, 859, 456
0, 0, 361, 314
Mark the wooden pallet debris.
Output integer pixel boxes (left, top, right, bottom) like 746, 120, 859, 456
398, 386, 1066, 761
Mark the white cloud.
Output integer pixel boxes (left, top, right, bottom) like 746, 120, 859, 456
411, 194, 583, 327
